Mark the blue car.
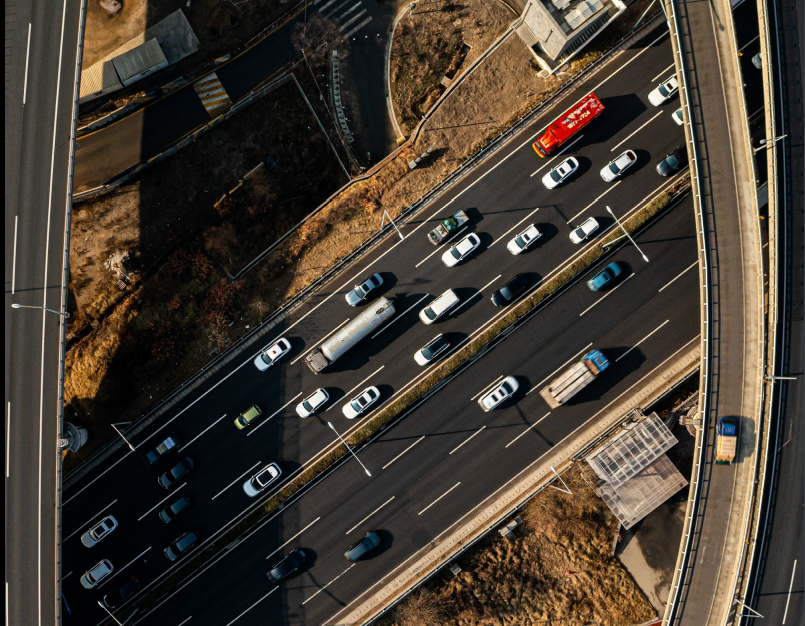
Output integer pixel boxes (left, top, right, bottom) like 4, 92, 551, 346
587, 262, 623, 291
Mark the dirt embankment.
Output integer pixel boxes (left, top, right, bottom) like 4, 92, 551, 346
389, 0, 516, 134
378, 464, 655, 626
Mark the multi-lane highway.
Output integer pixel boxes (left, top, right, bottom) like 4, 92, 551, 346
5, 0, 83, 625
60, 25, 694, 624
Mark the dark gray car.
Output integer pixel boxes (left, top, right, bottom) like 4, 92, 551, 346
344, 531, 380, 561
345, 273, 383, 306
158, 457, 194, 489
164, 531, 199, 561
656, 144, 688, 176
267, 549, 306, 581
158, 495, 191, 523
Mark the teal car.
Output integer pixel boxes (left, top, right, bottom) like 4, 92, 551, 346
587, 262, 623, 291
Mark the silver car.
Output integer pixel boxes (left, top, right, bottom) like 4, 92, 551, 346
506, 224, 542, 255
80, 515, 118, 548
569, 217, 600, 244
243, 462, 282, 497
478, 376, 519, 412
296, 388, 330, 418
345, 273, 383, 306
600, 150, 637, 182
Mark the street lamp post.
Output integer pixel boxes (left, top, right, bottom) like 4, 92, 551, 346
327, 421, 372, 477
97, 601, 124, 626
11, 303, 70, 318
605, 205, 649, 262
753, 134, 786, 154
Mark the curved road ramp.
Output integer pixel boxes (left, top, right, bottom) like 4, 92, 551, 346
663, 0, 767, 625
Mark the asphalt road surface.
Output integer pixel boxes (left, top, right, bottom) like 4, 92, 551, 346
89, 197, 700, 626
5, 0, 82, 625
60, 26, 694, 625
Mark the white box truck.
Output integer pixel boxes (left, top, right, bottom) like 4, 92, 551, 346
539, 349, 609, 409
305, 297, 395, 373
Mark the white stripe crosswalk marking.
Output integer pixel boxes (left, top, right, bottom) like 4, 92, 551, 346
335, 2, 362, 22
193, 72, 232, 116
339, 8, 368, 32
342, 15, 373, 39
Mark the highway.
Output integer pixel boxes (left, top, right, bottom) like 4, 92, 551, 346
75, 198, 699, 626
5, 0, 83, 625
59, 25, 693, 624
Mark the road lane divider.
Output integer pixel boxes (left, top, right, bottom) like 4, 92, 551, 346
265, 517, 321, 561
658, 260, 697, 292
138, 484, 187, 522
345, 497, 396, 535
579, 273, 634, 316
451, 275, 502, 317
470, 375, 505, 402
610, 110, 664, 152
302, 564, 355, 605
179, 413, 228, 451
504, 412, 551, 448
418, 482, 461, 516
382, 436, 426, 470
224, 587, 278, 626
246, 393, 302, 436
448, 426, 486, 455
211, 461, 261, 501
487, 208, 540, 249
615, 319, 669, 363
566, 182, 621, 224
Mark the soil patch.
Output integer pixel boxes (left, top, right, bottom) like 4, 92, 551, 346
389, 0, 516, 134
377, 464, 655, 626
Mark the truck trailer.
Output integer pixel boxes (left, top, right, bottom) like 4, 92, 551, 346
539, 349, 609, 409
305, 297, 395, 373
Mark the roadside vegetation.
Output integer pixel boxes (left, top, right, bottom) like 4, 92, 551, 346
389, 0, 516, 134
65, 0, 661, 472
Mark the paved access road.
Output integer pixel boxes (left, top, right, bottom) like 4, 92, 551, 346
61, 26, 686, 623
130, 197, 701, 626
5, 0, 82, 625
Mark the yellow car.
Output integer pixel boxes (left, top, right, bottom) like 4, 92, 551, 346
234, 405, 262, 430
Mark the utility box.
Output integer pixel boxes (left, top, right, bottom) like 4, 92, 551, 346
112, 39, 168, 87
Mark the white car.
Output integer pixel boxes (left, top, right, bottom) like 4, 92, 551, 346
296, 388, 329, 417
507, 224, 542, 255
80, 515, 118, 548
243, 462, 282, 497
253, 337, 291, 371
672, 108, 684, 126
342, 386, 380, 419
80, 559, 114, 589
648, 75, 679, 106
441, 233, 480, 267
541, 157, 579, 189
569, 217, 600, 244
414, 334, 451, 366
600, 150, 637, 182
478, 376, 519, 412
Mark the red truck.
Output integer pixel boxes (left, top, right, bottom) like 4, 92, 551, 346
532, 93, 605, 157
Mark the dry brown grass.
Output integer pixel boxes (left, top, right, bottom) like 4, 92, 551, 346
389, 0, 516, 133
378, 464, 655, 626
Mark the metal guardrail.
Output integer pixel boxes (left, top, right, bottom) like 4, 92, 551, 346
63, 12, 667, 486
662, 1, 714, 623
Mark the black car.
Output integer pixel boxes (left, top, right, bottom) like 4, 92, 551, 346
142, 432, 181, 467
158, 495, 191, 523
490, 274, 529, 307
267, 549, 307, 581
656, 144, 688, 176
344, 531, 381, 562
164, 531, 199, 561
102, 576, 140, 609
158, 457, 194, 489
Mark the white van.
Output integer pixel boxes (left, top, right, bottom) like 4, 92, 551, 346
419, 289, 460, 325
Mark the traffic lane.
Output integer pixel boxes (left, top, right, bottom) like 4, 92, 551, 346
132, 199, 698, 626
62, 23, 677, 503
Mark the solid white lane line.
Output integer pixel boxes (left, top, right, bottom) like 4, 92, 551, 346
6, 403, 10, 477
610, 110, 664, 152
658, 261, 698, 292
23, 24, 31, 104
98, 547, 151, 589
175, 617, 193, 626
211, 461, 261, 501
418, 482, 461, 516
12, 216, 18, 294
739, 34, 759, 52
224, 587, 278, 626
615, 319, 670, 363
64, 500, 118, 541
291, 318, 350, 365
650, 63, 674, 82
782, 559, 797, 624
247, 393, 302, 437
179, 413, 227, 451
527, 343, 593, 394
371, 295, 430, 338
382, 436, 425, 470
63, 453, 132, 506
471, 375, 505, 402
345, 497, 395, 535
566, 182, 620, 224
488, 207, 541, 248
302, 564, 355, 605
579, 274, 633, 316
529, 135, 585, 177
505, 412, 551, 448
451, 274, 502, 316
415, 242, 450, 268
327, 366, 385, 411
449, 426, 486, 455
61, 572, 72, 581
265, 517, 321, 561
138, 484, 187, 521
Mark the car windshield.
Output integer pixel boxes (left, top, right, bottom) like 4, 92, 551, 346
424, 307, 437, 321
658, 84, 670, 97
237, 415, 249, 426
302, 400, 313, 412
549, 170, 562, 182
608, 162, 621, 175
667, 155, 680, 168
501, 381, 513, 394
514, 235, 526, 248
450, 247, 462, 260
260, 352, 273, 364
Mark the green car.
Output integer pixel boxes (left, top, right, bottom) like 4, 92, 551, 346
234, 405, 262, 430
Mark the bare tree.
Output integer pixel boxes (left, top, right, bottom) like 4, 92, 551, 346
292, 13, 344, 63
